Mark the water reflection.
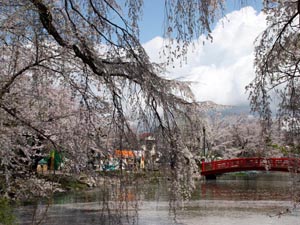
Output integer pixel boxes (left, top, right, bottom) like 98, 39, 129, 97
196, 180, 291, 201
15, 172, 300, 225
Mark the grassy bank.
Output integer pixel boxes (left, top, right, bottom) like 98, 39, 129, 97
0, 197, 16, 225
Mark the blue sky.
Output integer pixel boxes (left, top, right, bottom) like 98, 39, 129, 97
140, 2, 267, 106
139, 0, 263, 43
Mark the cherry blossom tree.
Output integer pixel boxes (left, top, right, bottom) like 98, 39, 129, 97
248, 0, 300, 152
0, 0, 226, 198
1, 0, 299, 202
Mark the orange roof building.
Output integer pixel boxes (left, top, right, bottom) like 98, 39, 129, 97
114, 150, 135, 158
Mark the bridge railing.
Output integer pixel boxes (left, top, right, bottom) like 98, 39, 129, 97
201, 157, 300, 173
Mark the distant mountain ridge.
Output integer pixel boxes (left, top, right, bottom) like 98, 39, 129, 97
197, 101, 252, 115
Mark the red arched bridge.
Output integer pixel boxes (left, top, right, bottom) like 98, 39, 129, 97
201, 157, 300, 179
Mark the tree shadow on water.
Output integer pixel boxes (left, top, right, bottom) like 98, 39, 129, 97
15, 176, 143, 225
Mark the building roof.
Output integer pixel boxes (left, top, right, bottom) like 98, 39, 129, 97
38, 158, 48, 165
114, 150, 135, 158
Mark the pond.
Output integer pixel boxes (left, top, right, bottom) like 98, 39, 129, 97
15, 172, 300, 225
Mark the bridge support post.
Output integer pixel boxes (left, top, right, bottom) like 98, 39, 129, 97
205, 174, 217, 180
201, 159, 205, 172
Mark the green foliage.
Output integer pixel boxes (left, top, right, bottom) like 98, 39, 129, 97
56, 176, 87, 191
49, 150, 63, 170
269, 143, 300, 156
0, 198, 16, 225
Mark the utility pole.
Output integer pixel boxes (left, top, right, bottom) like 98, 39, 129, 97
119, 128, 123, 174
202, 126, 206, 156
119, 116, 124, 174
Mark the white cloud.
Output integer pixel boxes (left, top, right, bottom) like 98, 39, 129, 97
143, 7, 267, 106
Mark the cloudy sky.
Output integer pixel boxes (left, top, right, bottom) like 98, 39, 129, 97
142, 6, 267, 106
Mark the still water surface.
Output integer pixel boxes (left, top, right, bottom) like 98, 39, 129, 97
16, 172, 300, 225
